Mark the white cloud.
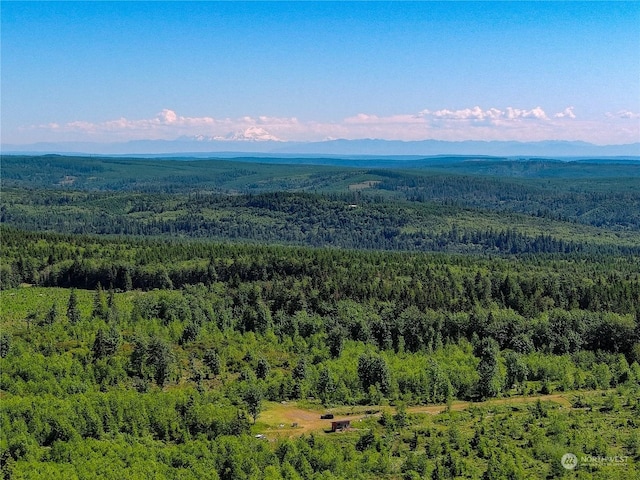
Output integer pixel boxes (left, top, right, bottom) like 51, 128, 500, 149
423, 106, 504, 121
415, 106, 551, 122
504, 107, 548, 120
344, 113, 423, 125
554, 107, 576, 119
606, 110, 640, 119
159, 109, 177, 124
25, 105, 639, 145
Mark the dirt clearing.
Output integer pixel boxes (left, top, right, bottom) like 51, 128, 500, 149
257, 393, 573, 439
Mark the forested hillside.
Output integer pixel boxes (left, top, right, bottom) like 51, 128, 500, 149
3, 155, 640, 232
3, 188, 640, 256
1, 155, 639, 478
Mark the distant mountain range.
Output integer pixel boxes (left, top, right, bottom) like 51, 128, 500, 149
2, 138, 639, 157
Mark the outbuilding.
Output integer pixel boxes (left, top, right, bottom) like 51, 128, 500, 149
330, 420, 350, 432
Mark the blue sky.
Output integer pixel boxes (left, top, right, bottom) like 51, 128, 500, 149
2, 1, 639, 145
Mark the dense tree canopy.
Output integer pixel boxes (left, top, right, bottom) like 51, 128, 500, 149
2, 155, 639, 478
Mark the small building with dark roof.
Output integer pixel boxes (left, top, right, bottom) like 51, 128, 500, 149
331, 420, 351, 432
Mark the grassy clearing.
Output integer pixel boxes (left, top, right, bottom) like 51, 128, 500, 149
255, 392, 577, 438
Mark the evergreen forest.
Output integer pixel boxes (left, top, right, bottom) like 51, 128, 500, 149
1, 154, 639, 479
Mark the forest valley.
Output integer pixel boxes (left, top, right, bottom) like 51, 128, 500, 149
1, 155, 639, 479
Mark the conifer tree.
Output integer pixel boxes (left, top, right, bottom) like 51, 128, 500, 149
476, 338, 501, 399
92, 282, 108, 320
44, 303, 58, 326
67, 289, 81, 325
